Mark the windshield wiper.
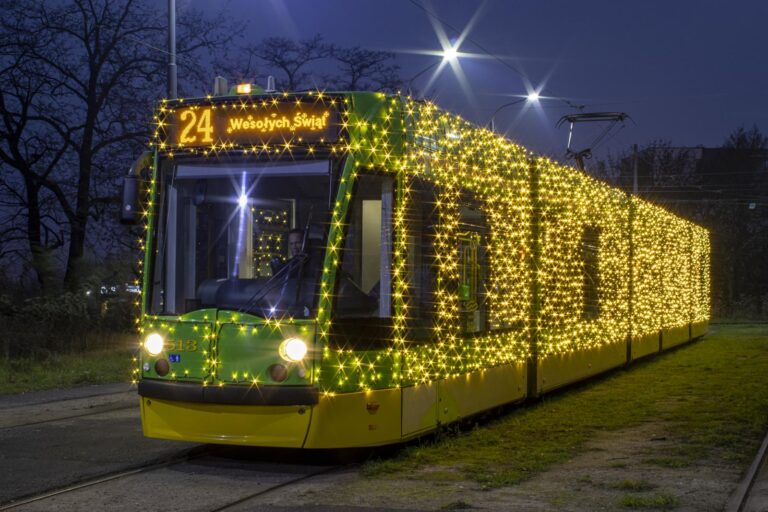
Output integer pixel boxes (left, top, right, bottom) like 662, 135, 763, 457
238, 253, 308, 315
239, 209, 315, 317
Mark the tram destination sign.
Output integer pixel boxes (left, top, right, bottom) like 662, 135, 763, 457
163, 98, 340, 149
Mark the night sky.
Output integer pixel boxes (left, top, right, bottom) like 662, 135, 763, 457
197, 0, 768, 160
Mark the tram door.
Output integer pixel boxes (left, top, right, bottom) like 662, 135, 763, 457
332, 173, 395, 375
401, 180, 440, 437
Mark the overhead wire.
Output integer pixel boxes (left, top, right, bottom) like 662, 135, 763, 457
405, 0, 582, 111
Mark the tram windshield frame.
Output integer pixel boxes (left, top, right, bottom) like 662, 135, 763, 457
148, 158, 339, 319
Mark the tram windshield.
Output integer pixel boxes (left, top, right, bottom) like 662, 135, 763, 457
149, 160, 333, 318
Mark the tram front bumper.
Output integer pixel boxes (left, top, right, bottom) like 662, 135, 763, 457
140, 396, 312, 447
138, 380, 316, 447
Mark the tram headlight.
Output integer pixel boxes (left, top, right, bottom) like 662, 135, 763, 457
144, 333, 164, 356
279, 338, 307, 363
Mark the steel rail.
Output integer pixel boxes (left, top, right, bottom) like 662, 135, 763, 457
0, 389, 133, 411
207, 464, 350, 512
0, 403, 135, 429
0, 447, 204, 511
725, 427, 768, 512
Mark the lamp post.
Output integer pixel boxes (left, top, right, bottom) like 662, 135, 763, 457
168, 0, 177, 99
489, 92, 539, 132
406, 61, 439, 96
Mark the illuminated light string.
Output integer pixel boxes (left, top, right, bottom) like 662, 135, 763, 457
138, 90, 710, 392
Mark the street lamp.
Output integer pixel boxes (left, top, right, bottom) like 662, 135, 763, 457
489, 92, 540, 132
442, 45, 459, 64
407, 43, 462, 97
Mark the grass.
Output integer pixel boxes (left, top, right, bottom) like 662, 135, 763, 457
642, 457, 690, 468
0, 344, 135, 395
619, 493, 679, 509
363, 325, 768, 488
440, 500, 475, 510
610, 479, 657, 492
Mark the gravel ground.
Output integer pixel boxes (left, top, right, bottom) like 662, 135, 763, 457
255, 421, 744, 511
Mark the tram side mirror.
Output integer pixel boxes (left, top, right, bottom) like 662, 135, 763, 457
120, 151, 152, 225
120, 175, 140, 225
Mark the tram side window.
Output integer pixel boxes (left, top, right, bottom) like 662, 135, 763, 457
336, 174, 393, 319
458, 205, 488, 334
405, 180, 439, 341
582, 225, 601, 320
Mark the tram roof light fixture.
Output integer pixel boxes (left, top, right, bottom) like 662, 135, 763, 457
236, 83, 252, 95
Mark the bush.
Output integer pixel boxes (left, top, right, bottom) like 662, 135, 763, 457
0, 290, 136, 360
712, 293, 768, 322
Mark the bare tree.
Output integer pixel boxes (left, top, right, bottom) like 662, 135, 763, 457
0, 0, 238, 292
597, 128, 768, 319
330, 47, 401, 92
724, 125, 768, 150
598, 140, 698, 193
706, 126, 768, 315
233, 36, 402, 93
248, 35, 332, 91
0, 21, 68, 292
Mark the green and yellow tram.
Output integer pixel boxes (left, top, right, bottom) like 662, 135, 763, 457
123, 86, 710, 448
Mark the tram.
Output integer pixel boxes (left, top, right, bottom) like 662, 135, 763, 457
122, 84, 710, 448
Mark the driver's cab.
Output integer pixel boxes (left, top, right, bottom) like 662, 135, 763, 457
149, 159, 333, 319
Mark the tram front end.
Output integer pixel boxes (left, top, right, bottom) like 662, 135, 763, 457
133, 92, 349, 447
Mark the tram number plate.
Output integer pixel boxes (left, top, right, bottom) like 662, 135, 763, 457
170, 100, 339, 148
169, 354, 181, 363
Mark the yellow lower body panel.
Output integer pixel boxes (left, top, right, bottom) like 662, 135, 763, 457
631, 331, 660, 361
306, 364, 530, 448
303, 388, 402, 449
438, 363, 526, 424
691, 320, 709, 339
538, 341, 626, 393
662, 324, 690, 349
401, 381, 438, 438
140, 397, 311, 447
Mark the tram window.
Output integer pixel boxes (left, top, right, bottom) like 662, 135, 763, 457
150, 160, 173, 314
582, 225, 601, 320
336, 174, 393, 319
150, 161, 332, 317
404, 179, 439, 341
458, 205, 488, 334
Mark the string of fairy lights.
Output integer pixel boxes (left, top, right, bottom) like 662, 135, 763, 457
134, 90, 710, 393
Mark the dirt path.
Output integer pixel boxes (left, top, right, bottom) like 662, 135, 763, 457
259, 421, 744, 511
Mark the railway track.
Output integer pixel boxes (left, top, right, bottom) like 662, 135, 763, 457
0, 446, 204, 511
0, 402, 135, 429
0, 385, 132, 410
206, 463, 348, 512
725, 428, 768, 512
0, 444, 348, 512
0, 385, 136, 429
